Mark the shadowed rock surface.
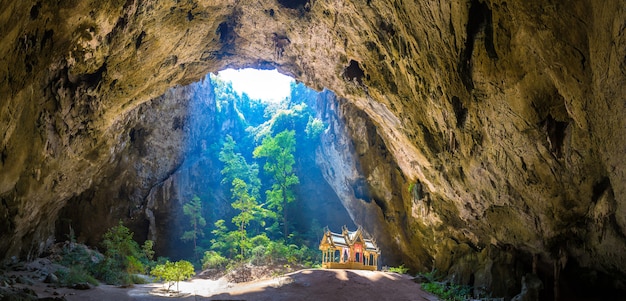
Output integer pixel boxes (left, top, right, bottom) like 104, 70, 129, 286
1, 0, 625, 298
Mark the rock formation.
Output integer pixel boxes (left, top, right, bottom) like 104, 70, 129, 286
1, 0, 625, 298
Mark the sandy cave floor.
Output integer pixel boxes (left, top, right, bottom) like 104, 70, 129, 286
32, 269, 439, 301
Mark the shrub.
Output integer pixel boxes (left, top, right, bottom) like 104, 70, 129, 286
420, 269, 439, 282
421, 280, 471, 301
202, 251, 229, 270
51, 242, 102, 287
249, 245, 267, 265
57, 266, 98, 287
57, 243, 102, 268
249, 234, 270, 248
95, 221, 151, 285
265, 241, 289, 264
389, 264, 409, 274
126, 255, 145, 274
102, 222, 142, 262
94, 257, 124, 285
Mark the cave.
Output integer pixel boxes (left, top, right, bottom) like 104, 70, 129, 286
1, 0, 626, 300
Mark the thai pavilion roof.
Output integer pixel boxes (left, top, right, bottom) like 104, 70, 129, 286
320, 225, 380, 254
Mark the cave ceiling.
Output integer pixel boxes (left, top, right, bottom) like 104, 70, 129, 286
1, 0, 626, 293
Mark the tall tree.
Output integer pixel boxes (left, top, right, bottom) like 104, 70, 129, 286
230, 178, 257, 259
253, 130, 299, 240
181, 195, 206, 261
210, 219, 238, 258
219, 135, 261, 198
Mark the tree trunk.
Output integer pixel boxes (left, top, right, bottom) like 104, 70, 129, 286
282, 187, 288, 240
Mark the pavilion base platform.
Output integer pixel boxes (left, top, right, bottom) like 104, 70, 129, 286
322, 262, 377, 271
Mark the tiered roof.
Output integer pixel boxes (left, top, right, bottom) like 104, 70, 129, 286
320, 225, 380, 253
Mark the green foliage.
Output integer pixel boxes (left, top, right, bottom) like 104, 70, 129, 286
202, 251, 230, 270
247, 240, 316, 266
56, 243, 102, 271
253, 130, 299, 239
210, 219, 239, 258
150, 260, 195, 292
96, 221, 150, 285
57, 266, 99, 287
94, 257, 124, 285
219, 135, 262, 198
305, 116, 325, 140
408, 182, 415, 194
53, 243, 101, 287
420, 269, 439, 282
249, 233, 271, 246
389, 264, 409, 274
230, 178, 260, 259
142, 240, 155, 261
418, 270, 471, 301
181, 195, 206, 262
186, 74, 331, 271
126, 255, 145, 274
421, 282, 471, 301
102, 221, 141, 263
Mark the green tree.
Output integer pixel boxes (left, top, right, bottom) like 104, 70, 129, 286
210, 219, 238, 258
201, 250, 229, 270
253, 130, 300, 240
181, 195, 206, 261
98, 221, 146, 284
230, 178, 258, 259
219, 135, 261, 198
305, 116, 325, 140
150, 260, 195, 292
142, 240, 155, 261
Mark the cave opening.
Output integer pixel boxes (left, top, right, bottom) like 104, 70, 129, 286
148, 68, 358, 267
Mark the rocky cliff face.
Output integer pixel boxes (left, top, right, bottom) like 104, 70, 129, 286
1, 0, 625, 298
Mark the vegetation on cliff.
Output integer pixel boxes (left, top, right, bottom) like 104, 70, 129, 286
186, 75, 326, 276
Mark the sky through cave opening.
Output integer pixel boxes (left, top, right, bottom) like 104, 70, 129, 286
168, 68, 359, 268
216, 68, 293, 103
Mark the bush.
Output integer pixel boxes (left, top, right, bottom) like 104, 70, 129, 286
126, 255, 145, 274
57, 266, 99, 287
202, 251, 229, 270
57, 243, 102, 268
265, 241, 289, 263
389, 264, 409, 274
93, 257, 124, 285
50, 242, 102, 287
249, 234, 270, 248
421, 280, 471, 301
250, 245, 267, 265
95, 222, 152, 285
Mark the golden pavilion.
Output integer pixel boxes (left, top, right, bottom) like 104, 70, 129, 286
319, 225, 381, 271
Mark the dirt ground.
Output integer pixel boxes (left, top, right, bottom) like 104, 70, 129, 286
31, 269, 438, 301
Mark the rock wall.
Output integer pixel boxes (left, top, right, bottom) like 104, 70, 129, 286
1, 0, 625, 297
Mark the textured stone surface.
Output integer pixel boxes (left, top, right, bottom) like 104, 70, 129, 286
1, 0, 626, 297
